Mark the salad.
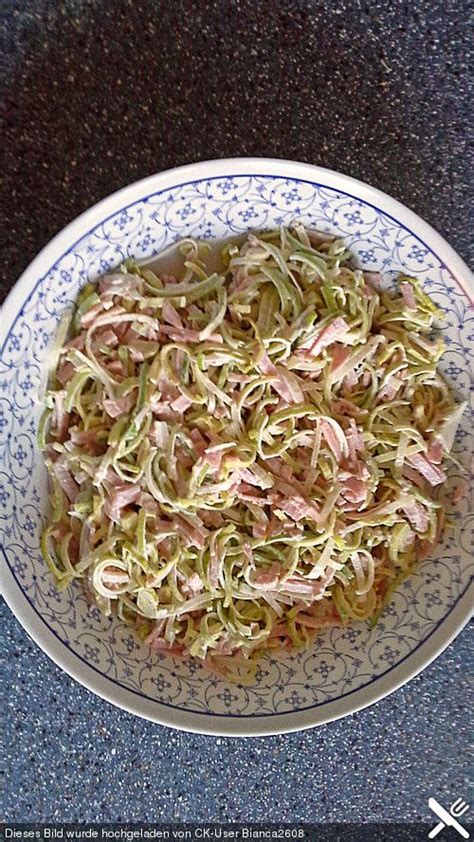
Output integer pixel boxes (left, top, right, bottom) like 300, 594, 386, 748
39, 225, 463, 681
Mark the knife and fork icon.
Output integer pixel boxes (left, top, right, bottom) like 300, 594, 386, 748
428, 797, 470, 838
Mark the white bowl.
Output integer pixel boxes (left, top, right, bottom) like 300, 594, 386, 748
1, 158, 472, 735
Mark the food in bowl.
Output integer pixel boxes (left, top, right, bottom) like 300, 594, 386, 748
39, 224, 463, 681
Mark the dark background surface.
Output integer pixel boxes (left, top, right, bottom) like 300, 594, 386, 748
1, 0, 472, 824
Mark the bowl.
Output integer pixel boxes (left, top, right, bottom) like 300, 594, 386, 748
1, 158, 472, 735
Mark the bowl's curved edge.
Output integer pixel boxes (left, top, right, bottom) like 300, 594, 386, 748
1, 157, 473, 735
2, 158, 472, 345
2, 560, 472, 736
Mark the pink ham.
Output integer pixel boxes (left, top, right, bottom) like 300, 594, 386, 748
162, 300, 183, 328
401, 501, 429, 533
80, 303, 104, 328
103, 392, 136, 418
189, 428, 208, 456
175, 517, 209, 550
170, 394, 194, 413
69, 428, 106, 455
239, 468, 271, 489
53, 457, 80, 502
180, 571, 204, 597
330, 344, 351, 374
253, 522, 268, 538
277, 495, 320, 522
400, 282, 417, 310
402, 464, 429, 489
105, 359, 127, 378
104, 467, 124, 487
340, 476, 369, 506
64, 334, 86, 352
363, 272, 383, 288
426, 438, 444, 465
150, 401, 182, 422
283, 577, 326, 597
161, 326, 223, 344
249, 562, 280, 590
52, 392, 70, 443
274, 369, 305, 404
94, 328, 119, 349
237, 484, 267, 505
104, 483, 141, 523
199, 509, 225, 529
343, 368, 359, 390
259, 352, 304, 403
56, 361, 75, 386
305, 317, 350, 357
378, 376, 402, 401
319, 419, 347, 463
407, 453, 447, 486
346, 419, 364, 463
258, 352, 277, 376
331, 398, 368, 420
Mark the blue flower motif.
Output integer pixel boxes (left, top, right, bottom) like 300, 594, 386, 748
84, 643, 100, 664
408, 244, 428, 263
425, 589, 442, 607
344, 210, 363, 226
218, 687, 238, 707
136, 233, 154, 251
359, 249, 376, 264
255, 667, 269, 683
445, 363, 463, 378
342, 628, 360, 644
9, 334, 22, 352
380, 645, 400, 665
124, 634, 139, 653
281, 188, 301, 205
176, 202, 195, 221
14, 443, 28, 465
114, 210, 133, 231
14, 558, 27, 577
238, 207, 258, 223
216, 178, 235, 194
284, 690, 306, 708
313, 659, 333, 679
23, 514, 36, 536
187, 658, 200, 675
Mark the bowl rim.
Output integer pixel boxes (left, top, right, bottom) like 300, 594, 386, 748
1, 157, 473, 736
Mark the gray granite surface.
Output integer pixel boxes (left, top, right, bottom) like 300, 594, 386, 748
1, 0, 472, 826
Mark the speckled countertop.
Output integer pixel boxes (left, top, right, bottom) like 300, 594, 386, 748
1, 0, 472, 825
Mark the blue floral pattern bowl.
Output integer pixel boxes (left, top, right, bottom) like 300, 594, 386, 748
1, 159, 472, 735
